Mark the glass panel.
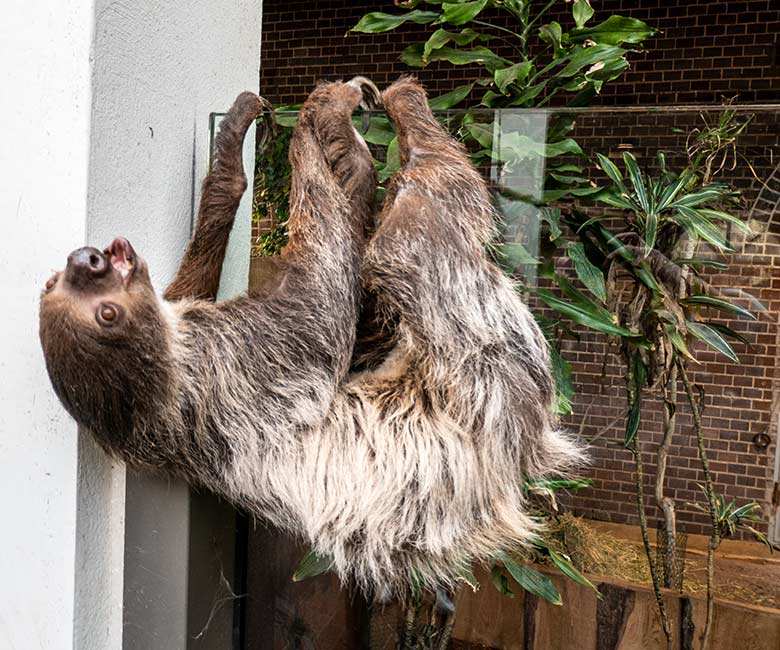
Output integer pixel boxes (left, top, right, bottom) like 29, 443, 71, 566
237, 104, 780, 646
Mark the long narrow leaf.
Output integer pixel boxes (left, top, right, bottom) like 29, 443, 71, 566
535, 288, 641, 338
548, 550, 599, 594
503, 559, 562, 605
351, 10, 440, 33
622, 151, 650, 213
681, 295, 755, 320
567, 242, 607, 302
687, 321, 740, 362
293, 550, 334, 582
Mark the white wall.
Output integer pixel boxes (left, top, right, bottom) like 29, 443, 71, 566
0, 1, 94, 649
84, 2, 262, 649
0, 0, 262, 648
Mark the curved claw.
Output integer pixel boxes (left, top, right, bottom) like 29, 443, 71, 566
348, 76, 382, 134
255, 97, 275, 151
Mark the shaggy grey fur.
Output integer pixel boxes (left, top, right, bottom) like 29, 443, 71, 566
39, 77, 583, 599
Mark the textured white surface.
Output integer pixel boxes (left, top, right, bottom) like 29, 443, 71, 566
82, 2, 263, 649
0, 1, 94, 649
0, 0, 261, 648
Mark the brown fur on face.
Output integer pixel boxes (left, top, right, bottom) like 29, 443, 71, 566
39, 240, 174, 459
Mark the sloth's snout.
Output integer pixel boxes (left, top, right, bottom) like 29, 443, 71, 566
65, 247, 110, 287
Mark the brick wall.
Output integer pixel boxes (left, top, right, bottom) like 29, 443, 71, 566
258, 2, 780, 537
259, 0, 779, 106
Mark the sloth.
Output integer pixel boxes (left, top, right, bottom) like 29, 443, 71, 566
39, 77, 583, 598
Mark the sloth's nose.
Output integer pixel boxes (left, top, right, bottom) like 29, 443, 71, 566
65, 247, 110, 286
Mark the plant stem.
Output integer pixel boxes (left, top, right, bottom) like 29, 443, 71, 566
630, 435, 673, 649
678, 361, 720, 650
627, 364, 673, 649
656, 368, 678, 589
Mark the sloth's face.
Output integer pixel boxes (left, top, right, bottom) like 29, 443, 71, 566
39, 238, 169, 438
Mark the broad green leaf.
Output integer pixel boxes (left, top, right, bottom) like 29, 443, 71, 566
351, 10, 440, 33
428, 82, 475, 109
548, 549, 599, 593
378, 137, 400, 183
494, 61, 533, 94
540, 206, 562, 241
424, 45, 511, 71
539, 21, 563, 51
498, 241, 540, 270
558, 44, 628, 79
681, 295, 755, 320
567, 242, 607, 303
687, 321, 740, 362
535, 288, 641, 338
496, 132, 583, 161
422, 27, 486, 61
569, 16, 656, 45
503, 559, 562, 605
355, 114, 395, 146
572, 0, 594, 29
293, 550, 333, 581
441, 0, 488, 25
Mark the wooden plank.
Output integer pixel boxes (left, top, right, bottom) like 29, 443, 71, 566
244, 526, 366, 650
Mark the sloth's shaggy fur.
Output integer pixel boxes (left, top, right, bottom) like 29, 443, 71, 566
39, 77, 583, 599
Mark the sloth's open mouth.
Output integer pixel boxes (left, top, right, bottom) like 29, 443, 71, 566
105, 237, 135, 281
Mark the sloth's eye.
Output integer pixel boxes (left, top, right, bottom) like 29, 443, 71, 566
96, 303, 119, 326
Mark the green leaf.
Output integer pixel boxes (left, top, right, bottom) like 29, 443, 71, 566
567, 242, 607, 303
534, 288, 641, 339
622, 151, 650, 213
351, 10, 440, 33
503, 559, 562, 605
673, 258, 728, 271
655, 169, 694, 212
490, 565, 515, 598
495, 133, 583, 161
706, 322, 751, 346
687, 321, 740, 362
595, 153, 628, 194
625, 391, 641, 445
441, 0, 488, 25
698, 209, 751, 234
424, 45, 511, 71
558, 44, 628, 79
569, 16, 656, 45
665, 325, 695, 361
644, 212, 658, 258
572, 0, 594, 29
549, 343, 574, 415
525, 477, 593, 491
422, 27, 485, 61
292, 549, 334, 582
355, 114, 395, 146
494, 61, 533, 94
539, 21, 563, 51
497, 241, 540, 271
378, 137, 400, 183
548, 549, 599, 593
671, 206, 733, 251
428, 82, 475, 109
681, 295, 755, 320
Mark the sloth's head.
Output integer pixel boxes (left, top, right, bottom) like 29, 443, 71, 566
39, 238, 171, 442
